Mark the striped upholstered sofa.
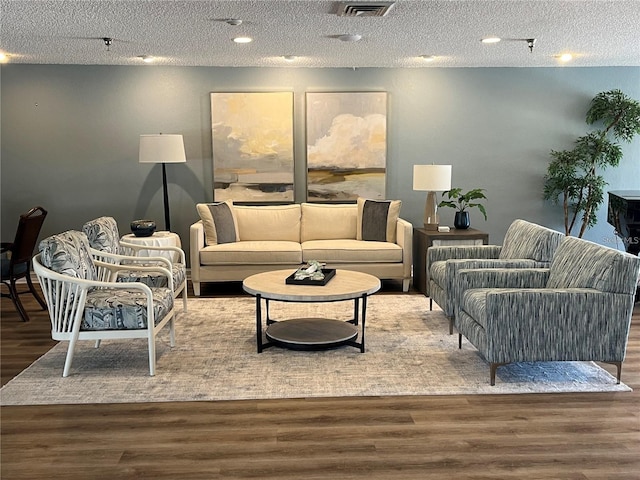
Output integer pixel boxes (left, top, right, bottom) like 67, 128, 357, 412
428, 219, 564, 333
454, 235, 640, 385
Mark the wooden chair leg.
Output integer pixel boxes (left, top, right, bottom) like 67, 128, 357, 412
26, 270, 47, 309
8, 279, 30, 322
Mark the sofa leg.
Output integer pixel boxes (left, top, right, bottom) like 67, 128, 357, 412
429, 298, 432, 311
604, 361, 623, 384
489, 362, 508, 386
193, 282, 200, 296
449, 317, 454, 335
458, 333, 462, 349
402, 278, 410, 292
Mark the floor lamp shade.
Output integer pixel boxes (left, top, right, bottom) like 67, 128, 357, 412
413, 165, 452, 230
139, 134, 186, 231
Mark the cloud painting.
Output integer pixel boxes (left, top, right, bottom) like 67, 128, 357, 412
306, 92, 387, 202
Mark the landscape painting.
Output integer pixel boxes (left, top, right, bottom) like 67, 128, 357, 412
211, 92, 294, 202
306, 92, 387, 202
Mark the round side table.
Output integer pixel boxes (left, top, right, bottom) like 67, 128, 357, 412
120, 231, 181, 262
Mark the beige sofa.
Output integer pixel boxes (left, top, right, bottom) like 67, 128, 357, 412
190, 202, 412, 295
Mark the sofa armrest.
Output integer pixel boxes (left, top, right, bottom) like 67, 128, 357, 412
396, 218, 413, 281
481, 289, 634, 363
190, 221, 205, 284
427, 245, 502, 265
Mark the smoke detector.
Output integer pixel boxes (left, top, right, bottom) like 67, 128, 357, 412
336, 2, 395, 17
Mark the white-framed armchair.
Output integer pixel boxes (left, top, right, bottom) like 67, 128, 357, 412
34, 230, 176, 377
82, 216, 187, 312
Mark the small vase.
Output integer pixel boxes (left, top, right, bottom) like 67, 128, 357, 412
130, 219, 156, 237
454, 211, 470, 229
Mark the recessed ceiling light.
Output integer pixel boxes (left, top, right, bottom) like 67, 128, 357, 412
138, 55, 154, 63
233, 36, 252, 44
559, 53, 573, 62
481, 37, 501, 44
338, 34, 362, 42
283, 55, 296, 61
420, 55, 436, 62
0, 52, 9, 63
225, 18, 242, 26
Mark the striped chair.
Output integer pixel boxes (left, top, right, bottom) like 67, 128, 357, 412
428, 219, 564, 333
455, 236, 640, 385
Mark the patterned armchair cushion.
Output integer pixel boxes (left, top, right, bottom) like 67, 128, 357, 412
499, 219, 564, 262
39, 231, 97, 281
82, 286, 174, 330
83, 216, 122, 254
547, 236, 640, 295
117, 263, 186, 289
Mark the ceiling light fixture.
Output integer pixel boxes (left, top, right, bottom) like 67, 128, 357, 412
481, 37, 501, 44
559, 53, 573, 62
420, 55, 436, 62
225, 18, 242, 26
0, 52, 8, 63
526, 38, 536, 52
232, 36, 252, 44
283, 55, 296, 61
338, 34, 362, 42
138, 55, 154, 63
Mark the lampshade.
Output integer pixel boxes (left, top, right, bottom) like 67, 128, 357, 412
139, 134, 186, 164
412, 165, 452, 191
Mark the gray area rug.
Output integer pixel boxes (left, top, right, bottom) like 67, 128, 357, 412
1, 295, 630, 405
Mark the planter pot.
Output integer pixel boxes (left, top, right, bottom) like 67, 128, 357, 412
454, 211, 470, 229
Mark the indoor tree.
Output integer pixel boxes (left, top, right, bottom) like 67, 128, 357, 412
543, 89, 640, 237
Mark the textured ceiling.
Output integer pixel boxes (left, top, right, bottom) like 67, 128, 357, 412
1, 0, 639, 68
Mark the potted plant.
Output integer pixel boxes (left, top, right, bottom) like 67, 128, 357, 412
438, 188, 488, 229
543, 89, 640, 237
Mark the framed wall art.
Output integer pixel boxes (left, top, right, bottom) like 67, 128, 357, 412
211, 92, 294, 203
306, 91, 387, 202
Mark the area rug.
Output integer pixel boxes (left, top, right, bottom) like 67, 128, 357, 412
0, 295, 630, 405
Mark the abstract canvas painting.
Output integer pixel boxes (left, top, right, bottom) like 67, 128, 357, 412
306, 92, 387, 202
211, 92, 294, 202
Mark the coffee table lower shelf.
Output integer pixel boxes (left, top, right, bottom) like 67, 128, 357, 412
265, 318, 359, 351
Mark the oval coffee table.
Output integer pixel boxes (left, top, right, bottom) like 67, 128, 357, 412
242, 269, 381, 353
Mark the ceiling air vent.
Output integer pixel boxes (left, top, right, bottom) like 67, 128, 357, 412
336, 2, 395, 17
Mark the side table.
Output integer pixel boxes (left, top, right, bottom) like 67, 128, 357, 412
120, 231, 182, 263
412, 227, 489, 296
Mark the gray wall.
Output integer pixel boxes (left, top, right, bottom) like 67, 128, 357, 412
2, 64, 639, 264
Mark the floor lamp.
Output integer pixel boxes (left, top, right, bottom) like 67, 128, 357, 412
139, 134, 186, 232
413, 165, 452, 231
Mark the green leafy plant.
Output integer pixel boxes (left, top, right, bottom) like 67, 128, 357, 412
438, 188, 488, 220
543, 89, 640, 237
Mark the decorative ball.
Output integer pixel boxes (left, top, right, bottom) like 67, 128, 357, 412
130, 220, 156, 237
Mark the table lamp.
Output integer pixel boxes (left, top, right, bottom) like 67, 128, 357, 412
413, 165, 452, 230
139, 134, 186, 232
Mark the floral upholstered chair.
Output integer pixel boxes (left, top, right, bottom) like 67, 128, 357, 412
454, 236, 640, 385
82, 216, 187, 312
33, 230, 176, 377
428, 219, 564, 334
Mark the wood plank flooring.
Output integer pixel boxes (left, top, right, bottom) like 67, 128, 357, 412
2, 281, 639, 479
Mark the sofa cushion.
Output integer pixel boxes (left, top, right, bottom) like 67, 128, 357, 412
39, 230, 97, 281
300, 203, 357, 242
234, 205, 301, 242
83, 216, 122, 254
499, 219, 563, 262
82, 286, 174, 330
546, 236, 640, 294
200, 241, 302, 265
356, 198, 401, 243
196, 201, 239, 245
302, 239, 402, 263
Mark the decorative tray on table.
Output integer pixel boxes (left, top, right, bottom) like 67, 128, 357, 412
286, 268, 336, 286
